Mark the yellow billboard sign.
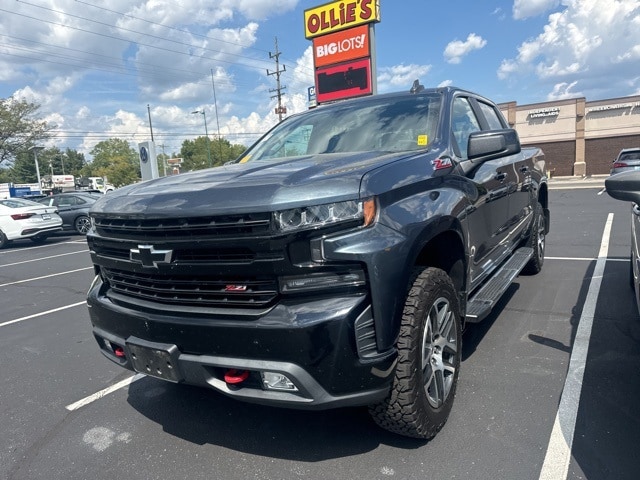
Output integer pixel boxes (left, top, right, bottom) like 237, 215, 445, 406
304, 0, 380, 39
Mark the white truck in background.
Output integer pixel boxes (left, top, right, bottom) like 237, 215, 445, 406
1, 176, 115, 199
76, 176, 115, 193
41, 174, 76, 194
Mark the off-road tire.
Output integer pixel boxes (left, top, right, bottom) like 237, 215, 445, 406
75, 215, 91, 235
522, 202, 545, 275
369, 267, 462, 439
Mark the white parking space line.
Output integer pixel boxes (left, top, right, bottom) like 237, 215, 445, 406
0, 300, 87, 328
0, 240, 87, 255
65, 374, 145, 411
0, 267, 93, 288
0, 250, 88, 268
539, 213, 614, 480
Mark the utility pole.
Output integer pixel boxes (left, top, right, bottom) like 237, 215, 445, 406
147, 104, 154, 142
267, 37, 287, 122
158, 143, 167, 176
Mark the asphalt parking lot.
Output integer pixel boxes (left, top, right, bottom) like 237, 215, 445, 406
1, 185, 639, 480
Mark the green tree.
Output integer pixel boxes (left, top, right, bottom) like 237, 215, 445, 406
0, 97, 53, 167
9, 149, 41, 183
55, 148, 87, 177
180, 136, 246, 171
84, 138, 140, 187
180, 136, 210, 171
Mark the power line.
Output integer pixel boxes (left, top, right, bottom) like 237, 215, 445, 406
14, 1, 274, 70
1, 7, 272, 76
70, 0, 312, 72
0, 34, 245, 89
72, 0, 271, 55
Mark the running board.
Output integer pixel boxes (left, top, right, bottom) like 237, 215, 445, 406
465, 247, 533, 323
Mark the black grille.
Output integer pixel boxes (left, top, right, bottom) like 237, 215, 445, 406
89, 238, 267, 264
102, 268, 278, 308
93, 213, 272, 238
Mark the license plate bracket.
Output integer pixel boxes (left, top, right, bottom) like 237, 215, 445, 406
126, 337, 183, 383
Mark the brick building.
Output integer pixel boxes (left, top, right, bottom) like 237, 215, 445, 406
499, 95, 640, 176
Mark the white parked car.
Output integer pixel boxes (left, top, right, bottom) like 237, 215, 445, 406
0, 197, 63, 248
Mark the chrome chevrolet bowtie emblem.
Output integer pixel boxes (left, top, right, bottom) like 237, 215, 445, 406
130, 245, 173, 268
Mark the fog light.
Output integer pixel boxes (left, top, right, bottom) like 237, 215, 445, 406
261, 372, 298, 392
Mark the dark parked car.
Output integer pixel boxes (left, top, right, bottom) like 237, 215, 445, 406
611, 147, 640, 176
605, 171, 640, 314
35, 192, 102, 234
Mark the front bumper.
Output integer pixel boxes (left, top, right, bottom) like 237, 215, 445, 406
87, 277, 396, 410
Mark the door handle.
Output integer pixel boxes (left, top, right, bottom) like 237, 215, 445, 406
494, 172, 507, 181
520, 166, 529, 173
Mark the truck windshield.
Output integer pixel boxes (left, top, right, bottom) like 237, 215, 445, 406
240, 93, 442, 162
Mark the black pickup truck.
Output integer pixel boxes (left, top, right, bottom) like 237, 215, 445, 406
86, 85, 549, 439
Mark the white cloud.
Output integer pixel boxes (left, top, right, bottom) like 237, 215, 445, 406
438, 80, 453, 88
444, 34, 487, 64
377, 64, 432, 92
498, 0, 640, 96
0, 0, 305, 158
547, 81, 583, 100
513, 0, 561, 20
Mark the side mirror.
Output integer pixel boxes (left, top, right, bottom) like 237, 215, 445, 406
605, 170, 640, 204
467, 129, 521, 161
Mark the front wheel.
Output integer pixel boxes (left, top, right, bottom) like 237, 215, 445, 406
369, 267, 462, 439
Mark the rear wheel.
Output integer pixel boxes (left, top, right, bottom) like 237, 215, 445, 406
369, 267, 462, 439
75, 215, 91, 235
0, 230, 8, 249
523, 202, 545, 275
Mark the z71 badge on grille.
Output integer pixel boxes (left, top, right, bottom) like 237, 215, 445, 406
130, 245, 173, 268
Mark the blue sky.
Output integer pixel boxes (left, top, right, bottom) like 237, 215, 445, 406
1, 0, 639, 159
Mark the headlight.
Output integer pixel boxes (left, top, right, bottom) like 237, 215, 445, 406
274, 199, 376, 232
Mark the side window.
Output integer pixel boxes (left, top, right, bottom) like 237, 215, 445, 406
452, 97, 481, 159
478, 101, 506, 130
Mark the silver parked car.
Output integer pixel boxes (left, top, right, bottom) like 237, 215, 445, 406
0, 197, 63, 248
605, 171, 640, 315
610, 147, 640, 176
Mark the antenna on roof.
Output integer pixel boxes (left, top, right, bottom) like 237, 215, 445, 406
410, 80, 425, 94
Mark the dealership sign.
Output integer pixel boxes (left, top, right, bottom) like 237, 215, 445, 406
304, 0, 380, 39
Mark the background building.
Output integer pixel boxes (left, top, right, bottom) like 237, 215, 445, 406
499, 95, 640, 177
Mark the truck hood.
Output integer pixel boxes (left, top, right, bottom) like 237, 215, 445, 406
92, 151, 415, 217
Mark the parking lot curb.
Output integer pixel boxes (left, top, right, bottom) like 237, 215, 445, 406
548, 175, 607, 190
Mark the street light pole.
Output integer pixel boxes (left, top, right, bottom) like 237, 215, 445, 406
29, 146, 44, 193
191, 110, 212, 168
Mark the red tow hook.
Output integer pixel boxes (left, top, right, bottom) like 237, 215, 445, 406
224, 369, 250, 385
114, 346, 126, 358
